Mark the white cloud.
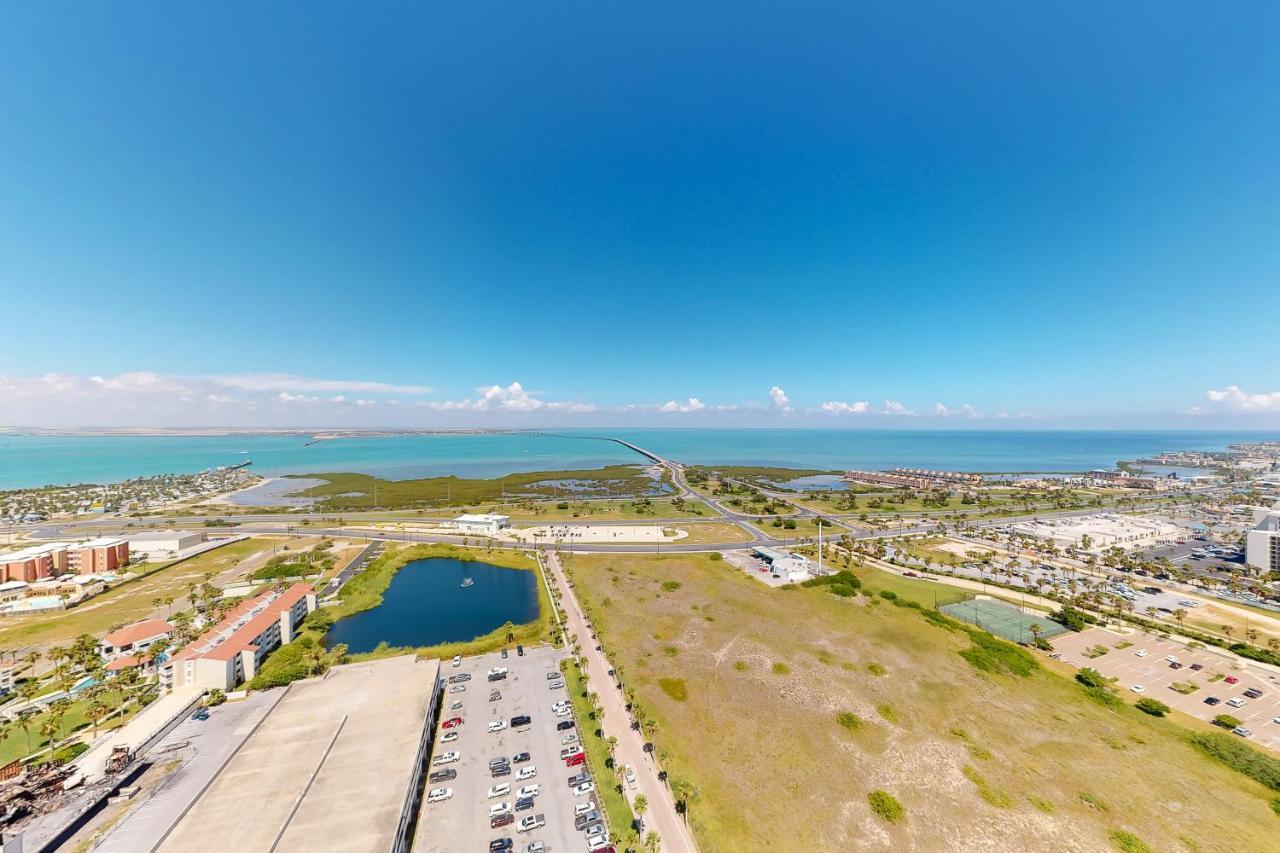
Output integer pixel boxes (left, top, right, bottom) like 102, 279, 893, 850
427, 381, 597, 414
659, 398, 707, 413
934, 402, 979, 418
769, 385, 793, 413
1205, 385, 1280, 413
881, 400, 916, 416
211, 373, 432, 395
816, 400, 869, 415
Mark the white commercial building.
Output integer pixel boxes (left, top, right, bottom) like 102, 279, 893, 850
753, 547, 819, 582
448, 513, 511, 536
1010, 513, 1181, 553
1246, 503, 1280, 575
126, 529, 207, 558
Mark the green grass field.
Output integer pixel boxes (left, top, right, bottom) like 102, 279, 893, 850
564, 552, 1279, 853
289, 465, 666, 510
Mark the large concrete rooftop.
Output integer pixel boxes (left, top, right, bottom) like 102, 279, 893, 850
158, 654, 441, 853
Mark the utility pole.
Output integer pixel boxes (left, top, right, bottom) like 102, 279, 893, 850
817, 521, 824, 574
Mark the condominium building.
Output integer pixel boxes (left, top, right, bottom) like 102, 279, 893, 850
100, 618, 175, 661
1246, 505, 1280, 575
161, 583, 317, 693
0, 538, 129, 582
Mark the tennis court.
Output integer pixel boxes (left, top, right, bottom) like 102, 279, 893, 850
939, 598, 1067, 644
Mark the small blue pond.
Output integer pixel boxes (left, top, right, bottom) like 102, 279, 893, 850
323, 557, 539, 654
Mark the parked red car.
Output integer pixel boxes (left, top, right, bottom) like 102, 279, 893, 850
1225, 676, 1240, 685
442, 717, 464, 729
565, 752, 586, 767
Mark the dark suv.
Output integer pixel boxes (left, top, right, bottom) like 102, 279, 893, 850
428, 768, 456, 783
510, 715, 532, 728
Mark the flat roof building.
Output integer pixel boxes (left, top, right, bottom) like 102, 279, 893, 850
1246, 503, 1280, 575
126, 529, 206, 558
449, 513, 511, 535
157, 655, 442, 853
1009, 513, 1181, 553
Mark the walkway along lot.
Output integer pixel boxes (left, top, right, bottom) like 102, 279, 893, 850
1053, 627, 1280, 751
546, 552, 698, 853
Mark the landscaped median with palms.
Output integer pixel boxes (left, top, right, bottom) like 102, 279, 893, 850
562, 551, 1280, 852
560, 656, 637, 846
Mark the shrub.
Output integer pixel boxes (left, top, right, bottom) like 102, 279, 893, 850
1134, 698, 1169, 717
879, 590, 898, 601
1212, 714, 1242, 730
836, 711, 863, 731
958, 628, 1038, 677
708, 552, 723, 561
662, 646, 679, 657
1075, 668, 1110, 688
657, 678, 688, 701
1187, 731, 1280, 791
1028, 795, 1055, 813
867, 790, 904, 824
661, 581, 682, 592
1082, 686, 1123, 709
1080, 792, 1109, 812
866, 662, 886, 676
876, 704, 898, 724
979, 786, 1013, 808
772, 662, 791, 675
733, 660, 746, 671
1108, 830, 1152, 853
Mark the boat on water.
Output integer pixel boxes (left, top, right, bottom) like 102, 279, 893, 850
461, 577, 474, 588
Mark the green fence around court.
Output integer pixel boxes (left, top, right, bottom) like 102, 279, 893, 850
939, 598, 1067, 645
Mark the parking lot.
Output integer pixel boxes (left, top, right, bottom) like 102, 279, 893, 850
416, 644, 608, 853
1053, 628, 1280, 751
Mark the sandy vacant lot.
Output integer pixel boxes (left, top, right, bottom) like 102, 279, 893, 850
565, 552, 1278, 853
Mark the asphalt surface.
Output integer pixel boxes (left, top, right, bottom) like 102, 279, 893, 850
416, 646, 584, 853
94, 690, 283, 853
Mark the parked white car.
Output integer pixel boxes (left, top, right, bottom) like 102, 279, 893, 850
452, 655, 462, 668
1134, 650, 1148, 657
489, 802, 512, 817
573, 781, 595, 796
587, 833, 609, 851
1130, 684, 1146, 694
1227, 697, 1246, 708
432, 752, 459, 765
574, 802, 596, 816
427, 787, 452, 803
441, 731, 459, 743
517, 784, 540, 798
516, 765, 537, 781
554, 708, 571, 718
488, 783, 511, 798
489, 720, 508, 733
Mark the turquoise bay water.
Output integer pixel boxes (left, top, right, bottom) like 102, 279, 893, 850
0, 429, 1275, 490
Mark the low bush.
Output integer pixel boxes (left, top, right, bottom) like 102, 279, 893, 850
958, 627, 1038, 678
1212, 714, 1243, 730
876, 704, 898, 724
867, 789, 904, 824
1108, 829, 1152, 853
1187, 731, 1280, 791
1075, 668, 1110, 688
836, 711, 863, 731
657, 678, 688, 701
660, 580, 682, 592
866, 662, 886, 676
1134, 698, 1169, 717
772, 662, 791, 675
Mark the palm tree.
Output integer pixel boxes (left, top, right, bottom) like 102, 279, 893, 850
1221, 625, 1235, 640
1245, 629, 1259, 647
633, 793, 648, 821
644, 830, 661, 852
1172, 608, 1187, 629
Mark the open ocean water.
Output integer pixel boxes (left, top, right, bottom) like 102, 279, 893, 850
0, 429, 1276, 490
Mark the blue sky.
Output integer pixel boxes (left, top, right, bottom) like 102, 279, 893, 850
1, 3, 1278, 428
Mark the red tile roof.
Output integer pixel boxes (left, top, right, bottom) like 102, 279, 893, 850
103, 619, 174, 649
106, 655, 140, 671
171, 583, 313, 664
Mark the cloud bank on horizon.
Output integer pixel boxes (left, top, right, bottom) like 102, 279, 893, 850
1, 371, 1277, 429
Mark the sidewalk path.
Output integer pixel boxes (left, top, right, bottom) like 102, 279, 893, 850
545, 553, 698, 853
